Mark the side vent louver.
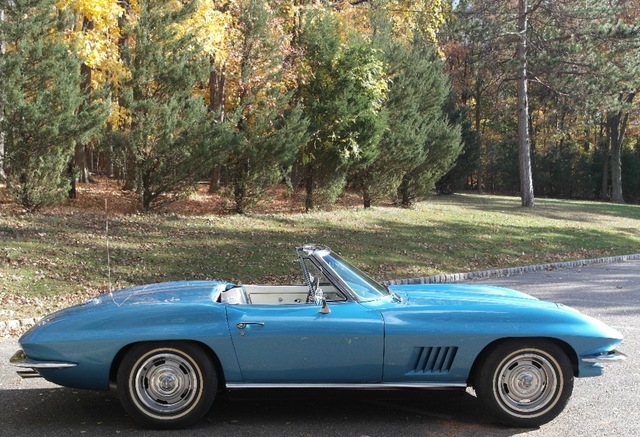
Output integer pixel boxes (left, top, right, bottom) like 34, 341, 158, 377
410, 346, 458, 374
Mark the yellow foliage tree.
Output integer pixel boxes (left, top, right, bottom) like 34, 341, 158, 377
384, 0, 449, 45
56, 0, 228, 128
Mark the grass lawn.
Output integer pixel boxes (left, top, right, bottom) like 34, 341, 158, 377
1, 189, 640, 321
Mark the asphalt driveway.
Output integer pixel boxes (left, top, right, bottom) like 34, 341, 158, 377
0, 260, 637, 436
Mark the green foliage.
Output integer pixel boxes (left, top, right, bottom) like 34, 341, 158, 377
356, 23, 463, 207
398, 114, 462, 205
436, 97, 478, 193
446, 0, 640, 204
391, 50, 461, 206
298, 10, 388, 210
2, 0, 638, 213
0, 0, 98, 211
622, 142, 640, 203
218, 0, 309, 214
221, 104, 309, 214
120, 0, 212, 211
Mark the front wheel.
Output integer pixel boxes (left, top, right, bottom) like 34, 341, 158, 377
117, 342, 216, 429
474, 340, 574, 427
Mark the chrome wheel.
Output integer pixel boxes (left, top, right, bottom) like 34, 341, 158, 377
117, 342, 216, 429
474, 340, 573, 427
132, 350, 201, 416
494, 351, 559, 415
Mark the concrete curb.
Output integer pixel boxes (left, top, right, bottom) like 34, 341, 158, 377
383, 253, 640, 285
3, 253, 640, 334
0, 317, 40, 335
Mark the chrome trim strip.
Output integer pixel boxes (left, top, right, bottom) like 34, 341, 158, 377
10, 350, 77, 370
581, 350, 627, 364
225, 382, 467, 389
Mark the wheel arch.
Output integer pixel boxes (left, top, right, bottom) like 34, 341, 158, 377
467, 337, 579, 386
109, 340, 226, 390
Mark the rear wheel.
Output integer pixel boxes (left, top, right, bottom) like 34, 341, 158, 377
117, 342, 216, 429
474, 340, 573, 427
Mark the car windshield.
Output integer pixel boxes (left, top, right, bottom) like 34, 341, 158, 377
320, 252, 389, 301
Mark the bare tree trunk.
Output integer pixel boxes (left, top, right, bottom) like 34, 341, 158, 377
399, 175, 411, 207
516, 0, 535, 207
609, 128, 624, 204
209, 62, 226, 118
117, 1, 137, 192
607, 113, 625, 204
0, 7, 6, 181
607, 93, 634, 204
600, 123, 609, 200
362, 183, 372, 208
600, 155, 610, 199
69, 35, 93, 198
121, 149, 138, 191
0, 117, 4, 181
208, 62, 225, 193
305, 163, 314, 212
474, 76, 483, 193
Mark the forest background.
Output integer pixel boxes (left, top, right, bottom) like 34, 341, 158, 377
1, 0, 639, 214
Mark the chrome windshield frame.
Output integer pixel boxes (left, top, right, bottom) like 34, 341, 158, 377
297, 245, 389, 303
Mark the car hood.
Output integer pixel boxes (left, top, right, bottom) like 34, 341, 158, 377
383, 283, 623, 341
387, 283, 553, 308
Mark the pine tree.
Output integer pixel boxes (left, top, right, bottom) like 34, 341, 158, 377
120, 0, 212, 211
397, 111, 462, 206
298, 10, 387, 210
218, 0, 308, 214
0, 0, 95, 211
395, 48, 461, 205
357, 32, 459, 207
356, 11, 461, 208
581, 2, 640, 204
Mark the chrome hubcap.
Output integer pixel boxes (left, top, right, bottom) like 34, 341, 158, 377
133, 351, 199, 415
497, 352, 559, 414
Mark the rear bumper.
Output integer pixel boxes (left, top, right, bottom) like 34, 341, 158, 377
10, 349, 77, 379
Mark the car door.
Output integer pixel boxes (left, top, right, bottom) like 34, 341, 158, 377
226, 302, 384, 384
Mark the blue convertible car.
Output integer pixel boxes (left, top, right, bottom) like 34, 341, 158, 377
11, 245, 625, 429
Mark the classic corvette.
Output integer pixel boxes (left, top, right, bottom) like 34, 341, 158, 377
11, 244, 625, 429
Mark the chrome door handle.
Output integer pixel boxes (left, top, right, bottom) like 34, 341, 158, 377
236, 322, 265, 329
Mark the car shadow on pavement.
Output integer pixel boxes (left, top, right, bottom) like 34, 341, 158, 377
201, 388, 536, 436
0, 387, 536, 436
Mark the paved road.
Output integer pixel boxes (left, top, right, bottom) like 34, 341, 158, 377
0, 261, 637, 437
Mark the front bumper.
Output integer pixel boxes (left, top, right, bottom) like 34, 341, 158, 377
578, 349, 627, 377
581, 349, 627, 364
10, 349, 77, 379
